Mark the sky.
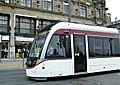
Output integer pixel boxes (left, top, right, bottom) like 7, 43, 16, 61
106, 0, 120, 21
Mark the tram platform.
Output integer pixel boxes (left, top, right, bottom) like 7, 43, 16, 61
0, 58, 26, 70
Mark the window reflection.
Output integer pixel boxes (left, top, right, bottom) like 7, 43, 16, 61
74, 35, 86, 57
64, 2, 69, 14
88, 36, 120, 58
15, 16, 36, 34
0, 14, 9, 32
43, 0, 52, 11
80, 6, 87, 17
46, 34, 72, 59
20, 0, 32, 7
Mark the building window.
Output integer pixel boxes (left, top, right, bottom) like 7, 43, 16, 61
43, 0, 52, 11
96, 9, 100, 18
4, 0, 10, 3
20, 0, 32, 7
0, 0, 10, 3
15, 16, 36, 34
80, 6, 87, 17
38, 19, 56, 30
0, 14, 9, 32
64, 2, 69, 14
88, 36, 120, 58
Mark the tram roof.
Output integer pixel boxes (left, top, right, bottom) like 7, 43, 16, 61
51, 22, 118, 34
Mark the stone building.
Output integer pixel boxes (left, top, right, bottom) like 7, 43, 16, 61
108, 20, 120, 29
0, 0, 108, 59
105, 13, 111, 26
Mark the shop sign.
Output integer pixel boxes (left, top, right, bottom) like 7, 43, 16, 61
16, 36, 34, 42
2, 35, 10, 41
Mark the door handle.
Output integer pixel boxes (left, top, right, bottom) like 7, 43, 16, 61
75, 53, 79, 56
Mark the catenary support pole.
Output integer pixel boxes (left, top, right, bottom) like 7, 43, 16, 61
68, 0, 72, 22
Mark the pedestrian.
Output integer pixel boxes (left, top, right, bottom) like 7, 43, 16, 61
4, 48, 7, 58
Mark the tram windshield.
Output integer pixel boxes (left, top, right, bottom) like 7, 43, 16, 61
29, 31, 48, 58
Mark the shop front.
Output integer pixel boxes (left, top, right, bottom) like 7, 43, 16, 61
1, 35, 10, 59
15, 36, 34, 58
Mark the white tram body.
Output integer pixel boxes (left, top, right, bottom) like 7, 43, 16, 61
26, 22, 120, 79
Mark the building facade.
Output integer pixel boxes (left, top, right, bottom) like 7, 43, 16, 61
108, 20, 120, 29
105, 13, 111, 26
107, 20, 120, 44
0, 0, 108, 59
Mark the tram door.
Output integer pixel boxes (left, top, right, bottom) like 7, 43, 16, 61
73, 35, 87, 73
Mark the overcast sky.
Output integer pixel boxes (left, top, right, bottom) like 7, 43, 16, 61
106, 0, 120, 21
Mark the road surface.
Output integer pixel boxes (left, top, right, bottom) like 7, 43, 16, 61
0, 69, 120, 85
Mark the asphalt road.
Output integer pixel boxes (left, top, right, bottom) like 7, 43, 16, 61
0, 69, 120, 85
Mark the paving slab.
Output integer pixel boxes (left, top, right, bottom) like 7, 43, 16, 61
0, 59, 26, 70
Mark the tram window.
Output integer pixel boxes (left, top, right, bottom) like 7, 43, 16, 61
46, 34, 72, 59
74, 35, 86, 57
89, 37, 102, 57
111, 38, 120, 56
88, 36, 120, 58
103, 38, 111, 56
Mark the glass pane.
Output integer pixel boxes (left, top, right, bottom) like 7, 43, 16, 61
103, 39, 111, 56
20, 18, 30, 33
44, 1, 48, 9
30, 29, 34, 34
43, 21, 51, 28
46, 34, 71, 58
16, 17, 35, 34
0, 15, 8, 32
48, 2, 52, 10
20, 0, 31, 7
43, 1, 52, 11
29, 31, 48, 58
31, 24, 35, 28
15, 28, 19, 33
5, 0, 10, 3
88, 37, 103, 57
0, 27, 3, 31
3, 26, 7, 32
46, 35, 65, 57
80, 6, 86, 17
74, 35, 85, 57
64, 4, 68, 14
31, 19, 34, 23
96, 9, 100, 18
111, 38, 120, 56
20, 28, 30, 33
88, 36, 120, 58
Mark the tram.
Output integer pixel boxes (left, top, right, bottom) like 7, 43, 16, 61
26, 22, 120, 80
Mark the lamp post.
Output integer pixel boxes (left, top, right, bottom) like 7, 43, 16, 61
10, 13, 15, 60
68, 0, 72, 22
92, 0, 97, 25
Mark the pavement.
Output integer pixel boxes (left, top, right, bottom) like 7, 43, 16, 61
0, 58, 26, 70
